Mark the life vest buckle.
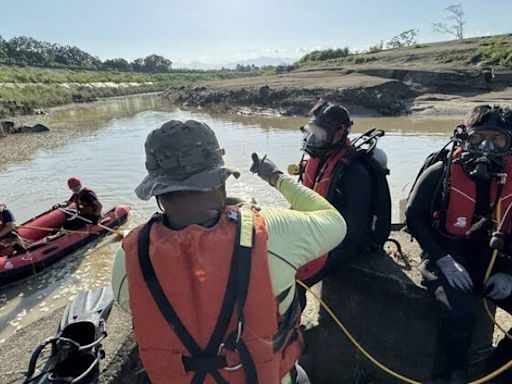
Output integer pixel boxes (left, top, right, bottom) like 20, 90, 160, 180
217, 343, 243, 371
227, 211, 238, 222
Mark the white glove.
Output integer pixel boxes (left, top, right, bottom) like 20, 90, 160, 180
436, 255, 474, 292
485, 273, 512, 300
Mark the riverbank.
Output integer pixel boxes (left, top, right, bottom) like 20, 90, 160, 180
162, 67, 512, 117
0, 66, 265, 118
162, 35, 512, 117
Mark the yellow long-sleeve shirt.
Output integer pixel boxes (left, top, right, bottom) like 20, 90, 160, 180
111, 174, 346, 383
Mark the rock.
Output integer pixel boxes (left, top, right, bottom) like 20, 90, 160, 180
0, 121, 15, 134
0, 122, 49, 135
300, 232, 496, 384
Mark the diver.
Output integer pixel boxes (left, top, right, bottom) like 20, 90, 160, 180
295, 100, 391, 287
407, 105, 512, 384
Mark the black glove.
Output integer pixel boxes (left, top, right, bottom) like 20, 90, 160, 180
250, 153, 282, 186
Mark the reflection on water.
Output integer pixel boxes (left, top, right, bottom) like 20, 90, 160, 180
0, 94, 463, 342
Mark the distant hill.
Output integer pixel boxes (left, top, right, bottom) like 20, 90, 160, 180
174, 56, 296, 70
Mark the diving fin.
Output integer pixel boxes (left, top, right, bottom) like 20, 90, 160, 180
24, 287, 115, 384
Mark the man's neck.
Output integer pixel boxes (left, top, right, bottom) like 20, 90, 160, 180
162, 212, 221, 230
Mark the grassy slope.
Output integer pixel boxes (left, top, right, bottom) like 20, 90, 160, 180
198, 34, 512, 92
297, 34, 512, 70
0, 67, 265, 117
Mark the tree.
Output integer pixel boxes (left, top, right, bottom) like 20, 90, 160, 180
103, 58, 132, 72
142, 54, 172, 73
131, 55, 172, 73
386, 29, 418, 49
132, 58, 145, 72
297, 47, 351, 64
6, 36, 54, 65
369, 41, 384, 53
432, 4, 465, 40
0, 36, 7, 60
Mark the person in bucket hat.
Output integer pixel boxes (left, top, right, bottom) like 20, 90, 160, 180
135, 120, 240, 200
112, 119, 346, 384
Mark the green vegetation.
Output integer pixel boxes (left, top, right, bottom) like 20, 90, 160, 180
296, 48, 351, 65
0, 35, 173, 73
0, 66, 265, 84
368, 41, 384, 53
471, 36, 512, 68
344, 55, 378, 64
294, 34, 512, 69
0, 34, 275, 117
0, 66, 267, 117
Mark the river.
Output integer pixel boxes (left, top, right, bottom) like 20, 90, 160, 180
0, 94, 462, 342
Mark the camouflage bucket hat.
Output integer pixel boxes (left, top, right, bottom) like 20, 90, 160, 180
135, 120, 239, 200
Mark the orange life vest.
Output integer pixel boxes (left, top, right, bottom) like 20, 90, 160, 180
444, 156, 512, 236
297, 145, 350, 281
123, 207, 303, 384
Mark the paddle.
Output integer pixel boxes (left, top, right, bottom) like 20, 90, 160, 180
58, 208, 125, 238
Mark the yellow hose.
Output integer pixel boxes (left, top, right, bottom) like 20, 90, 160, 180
483, 199, 512, 340
297, 279, 512, 384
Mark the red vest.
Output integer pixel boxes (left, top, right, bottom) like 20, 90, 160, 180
297, 145, 350, 280
444, 156, 512, 236
123, 208, 303, 384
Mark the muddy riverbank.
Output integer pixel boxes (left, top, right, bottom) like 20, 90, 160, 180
162, 66, 512, 117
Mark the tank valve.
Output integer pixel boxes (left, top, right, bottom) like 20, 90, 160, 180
490, 231, 505, 251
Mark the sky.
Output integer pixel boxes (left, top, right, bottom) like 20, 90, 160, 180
1, 0, 511, 66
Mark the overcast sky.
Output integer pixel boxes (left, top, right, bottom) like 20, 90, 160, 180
2, 0, 511, 65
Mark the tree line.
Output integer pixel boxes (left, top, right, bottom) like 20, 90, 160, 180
0, 35, 173, 73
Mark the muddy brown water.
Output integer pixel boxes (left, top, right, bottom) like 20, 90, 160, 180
0, 94, 462, 343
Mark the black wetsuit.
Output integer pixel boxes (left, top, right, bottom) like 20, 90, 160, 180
303, 157, 373, 287
406, 161, 512, 376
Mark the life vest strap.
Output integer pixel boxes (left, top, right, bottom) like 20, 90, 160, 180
181, 355, 228, 373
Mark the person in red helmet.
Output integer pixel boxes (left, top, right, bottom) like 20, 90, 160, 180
54, 178, 103, 229
0, 199, 24, 255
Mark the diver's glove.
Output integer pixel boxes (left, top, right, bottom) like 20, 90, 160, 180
250, 153, 283, 186
485, 273, 512, 300
436, 255, 474, 292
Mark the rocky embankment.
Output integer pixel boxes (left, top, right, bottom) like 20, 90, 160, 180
162, 66, 512, 117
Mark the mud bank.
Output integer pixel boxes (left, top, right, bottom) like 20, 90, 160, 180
162, 67, 512, 117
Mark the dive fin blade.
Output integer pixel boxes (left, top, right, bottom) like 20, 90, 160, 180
59, 287, 115, 333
